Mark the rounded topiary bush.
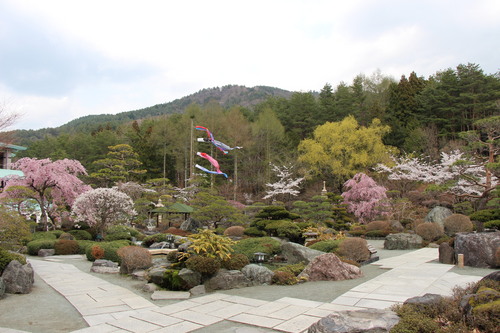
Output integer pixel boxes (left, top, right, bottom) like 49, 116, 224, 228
185, 255, 221, 276
272, 271, 297, 285
273, 262, 306, 276
54, 239, 80, 255
366, 220, 391, 231
85, 241, 130, 263
415, 222, 444, 241
27, 239, 57, 255
58, 232, 75, 240
443, 214, 474, 236
337, 237, 370, 263
68, 230, 93, 240
243, 227, 266, 237
223, 226, 245, 238
231, 236, 281, 261
308, 239, 341, 253
117, 245, 152, 274
222, 253, 250, 270
32, 232, 57, 241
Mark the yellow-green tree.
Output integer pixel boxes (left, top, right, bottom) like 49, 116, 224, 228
298, 116, 395, 189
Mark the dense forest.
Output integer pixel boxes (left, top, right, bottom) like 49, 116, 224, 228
10, 63, 500, 203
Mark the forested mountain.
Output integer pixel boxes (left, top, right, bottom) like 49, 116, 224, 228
10, 63, 500, 200
14, 85, 293, 143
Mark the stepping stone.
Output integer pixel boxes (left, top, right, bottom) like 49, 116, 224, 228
151, 290, 190, 300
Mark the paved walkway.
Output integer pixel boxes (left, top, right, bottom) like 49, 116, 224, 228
2, 248, 487, 333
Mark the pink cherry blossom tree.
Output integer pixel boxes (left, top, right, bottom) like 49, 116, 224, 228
341, 173, 388, 224
71, 188, 137, 235
0, 158, 91, 230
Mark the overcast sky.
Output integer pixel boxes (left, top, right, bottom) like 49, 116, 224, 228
1, 0, 499, 131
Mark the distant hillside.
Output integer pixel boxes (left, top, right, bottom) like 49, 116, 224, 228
14, 85, 293, 143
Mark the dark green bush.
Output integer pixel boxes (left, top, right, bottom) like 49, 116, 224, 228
185, 255, 220, 276
484, 219, 500, 230
222, 253, 250, 270
308, 239, 341, 253
0, 247, 27, 274
32, 232, 57, 241
232, 237, 282, 261
76, 240, 95, 254
68, 230, 93, 240
161, 269, 189, 291
106, 225, 144, 240
104, 231, 132, 241
243, 227, 266, 237
85, 240, 130, 263
264, 220, 302, 241
470, 209, 500, 223
49, 230, 65, 238
54, 239, 80, 255
142, 233, 169, 247
27, 239, 57, 255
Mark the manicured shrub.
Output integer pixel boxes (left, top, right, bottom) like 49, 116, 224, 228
443, 214, 473, 236
117, 245, 152, 274
68, 230, 93, 240
0, 209, 32, 250
223, 226, 245, 237
222, 253, 250, 270
85, 241, 130, 263
49, 230, 65, 238
165, 227, 190, 237
32, 232, 57, 241
273, 262, 306, 276
348, 224, 366, 237
243, 227, 266, 237
264, 220, 302, 241
104, 231, 132, 241
366, 220, 390, 231
54, 239, 80, 255
484, 219, 500, 230
76, 240, 95, 254
232, 237, 282, 261
415, 222, 444, 241
58, 232, 75, 240
391, 306, 440, 333
272, 271, 297, 285
27, 239, 57, 255
336, 237, 370, 262
0, 247, 27, 274
142, 233, 169, 248
185, 255, 220, 276
308, 239, 341, 253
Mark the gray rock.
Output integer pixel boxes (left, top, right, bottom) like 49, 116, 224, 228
2, 260, 34, 294
425, 206, 453, 229
480, 270, 500, 282
454, 231, 500, 268
438, 242, 455, 264
308, 308, 399, 333
390, 220, 404, 232
298, 253, 363, 282
142, 283, 158, 293
177, 241, 192, 252
205, 269, 251, 291
189, 284, 206, 297
92, 259, 118, 267
178, 268, 202, 289
146, 267, 168, 285
404, 293, 444, 305
131, 270, 147, 280
384, 233, 423, 250
38, 249, 55, 257
150, 242, 169, 249
241, 264, 274, 285
0, 277, 5, 297
281, 241, 325, 265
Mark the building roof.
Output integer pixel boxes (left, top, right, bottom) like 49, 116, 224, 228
0, 169, 24, 178
0, 143, 27, 151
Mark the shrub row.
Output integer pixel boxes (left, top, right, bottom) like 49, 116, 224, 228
0, 247, 27, 274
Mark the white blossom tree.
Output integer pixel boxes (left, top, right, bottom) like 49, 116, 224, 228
263, 163, 304, 202
71, 188, 136, 235
376, 150, 498, 202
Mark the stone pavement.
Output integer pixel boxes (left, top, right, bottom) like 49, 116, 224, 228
2, 248, 487, 333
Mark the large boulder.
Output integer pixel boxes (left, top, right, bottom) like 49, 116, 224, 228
480, 270, 500, 282
454, 231, 500, 268
241, 264, 274, 285
2, 260, 34, 294
438, 242, 455, 264
404, 293, 444, 306
146, 266, 168, 286
308, 308, 399, 333
281, 241, 325, 265
298, 253, 362, 282
204, 269, 251, 291
384, 233, 423, 250
178, 268, 202, 289
425, 206, 453, 229
38, 249, 55, 257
